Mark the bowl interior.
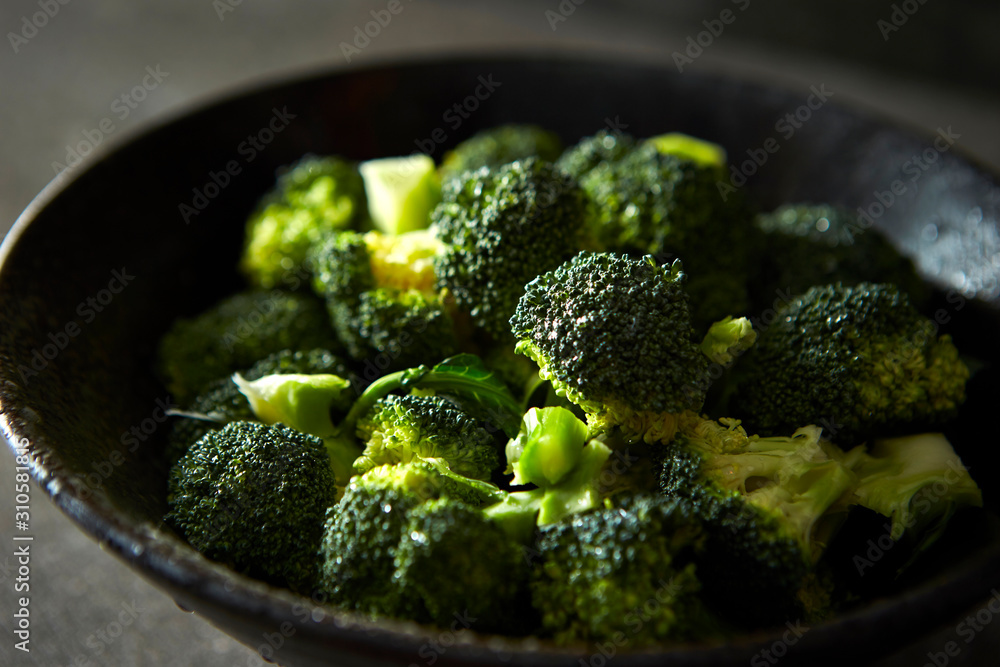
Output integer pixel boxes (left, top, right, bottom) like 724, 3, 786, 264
3, 55, 1000, 666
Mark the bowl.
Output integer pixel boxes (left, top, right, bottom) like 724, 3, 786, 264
3, 53, 1000, 666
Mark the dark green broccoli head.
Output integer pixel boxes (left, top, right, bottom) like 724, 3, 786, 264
510, 252, 710, 440
309, 230, 456, 367
754, 203, 928, 307
439, 124, 563, 178
166, 421, 336, 592
355, 394, 500, 480
573, 141, 757, 329
731, 282, 969, 445
659, 418, 856, 627
240, 156, 368, 288
530, 494, 719, 646
318, 462, 506, 618
555, 129, 637, 181
165, 348, 355, 466
433, 158, 591, 339
156, 290, 341, 403
394, 498, 531, 633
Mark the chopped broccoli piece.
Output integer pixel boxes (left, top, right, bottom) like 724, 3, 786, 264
240, 156, 367, 288
440, 124, 563, 178
506, 407, 589, 487
510, 252, 710, 442
731, 283, 970, 445
754, 203, 929, 307
700, 316, 757, 367
354, 394, 501, 481
530, 494, 722, 646
555, 129, 636, 180
848, 433, 982, 548
433, 158, 591, 340
156, 290, 341, 403
166, 421, 336, 592
359, 154, 441, 235
164, 348, 355, 466
659, 417, 857, 626
646, 132, 727, 168
309, 229, 457, 368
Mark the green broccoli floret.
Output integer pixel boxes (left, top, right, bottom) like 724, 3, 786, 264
848, 433, 982, 555
166, 421, 336, 592
659, 417, 857, 626
731, 282, 970, 445
165, 348, 354, 466
556, 129, 636, 179
754, 203, 929, 307
309, 229, 457, 369
156, 290, 341, 403
318, 462, 517, 626
530, 494, 722, 646
354, 394, 501, 481
240, 156, 367, 288
439, 124, 563, 179
432, 158, 591, 340
510, 252, 711, 443
565, 133, 757, 329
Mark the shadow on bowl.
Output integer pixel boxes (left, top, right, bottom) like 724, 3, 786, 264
2, 53, 1000, 666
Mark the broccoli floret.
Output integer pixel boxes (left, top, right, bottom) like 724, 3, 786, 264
510, 252, 711, 442
530, 494, 722, 646
166, 421, 336, 592
731, 283, 970, 445
156, 290, 341, 403
240, 156, 367, 288
565, 134, 757, 329
317, 462, 512, 621
556, 129, 636, 180
439, 124, 563, 179
309, 229, 457, 368
433, 158, 591, 340
165, 348, 355, 466
354, 394, 501, 481
754, 203, 929, 307
848, 433, 982, 553
659, 417, 857, 626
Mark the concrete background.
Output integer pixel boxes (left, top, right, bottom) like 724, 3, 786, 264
1, 1, 999, 665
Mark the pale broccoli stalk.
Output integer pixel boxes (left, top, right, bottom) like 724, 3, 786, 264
645, 132, 727, 167
848, 433, 982, 551
359, 154, 441, 235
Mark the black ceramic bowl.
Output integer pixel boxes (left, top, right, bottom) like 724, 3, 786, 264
3, 54, 1000, 666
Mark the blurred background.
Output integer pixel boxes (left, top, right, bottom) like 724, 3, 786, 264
1, 1, 998, 665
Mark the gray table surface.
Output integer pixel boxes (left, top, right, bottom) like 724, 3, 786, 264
2, 1, 999, 665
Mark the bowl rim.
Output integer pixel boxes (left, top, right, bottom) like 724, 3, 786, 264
3, 49, 1000, 665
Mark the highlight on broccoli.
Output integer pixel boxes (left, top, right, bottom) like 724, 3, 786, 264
240, 156, 368, 288
439, 123, 563, 179
308, 228, 457, 369
156, 289, 341, 403
353, 393, 501, 481
166, 420, 336, 592
658, 417, 857, 626
753, 203, 928, 308
730, 282, 970, 446
529, 494, 722, 646
432, 157, 591, 340
164, 347, 354, 466
509, 251, 712, 443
